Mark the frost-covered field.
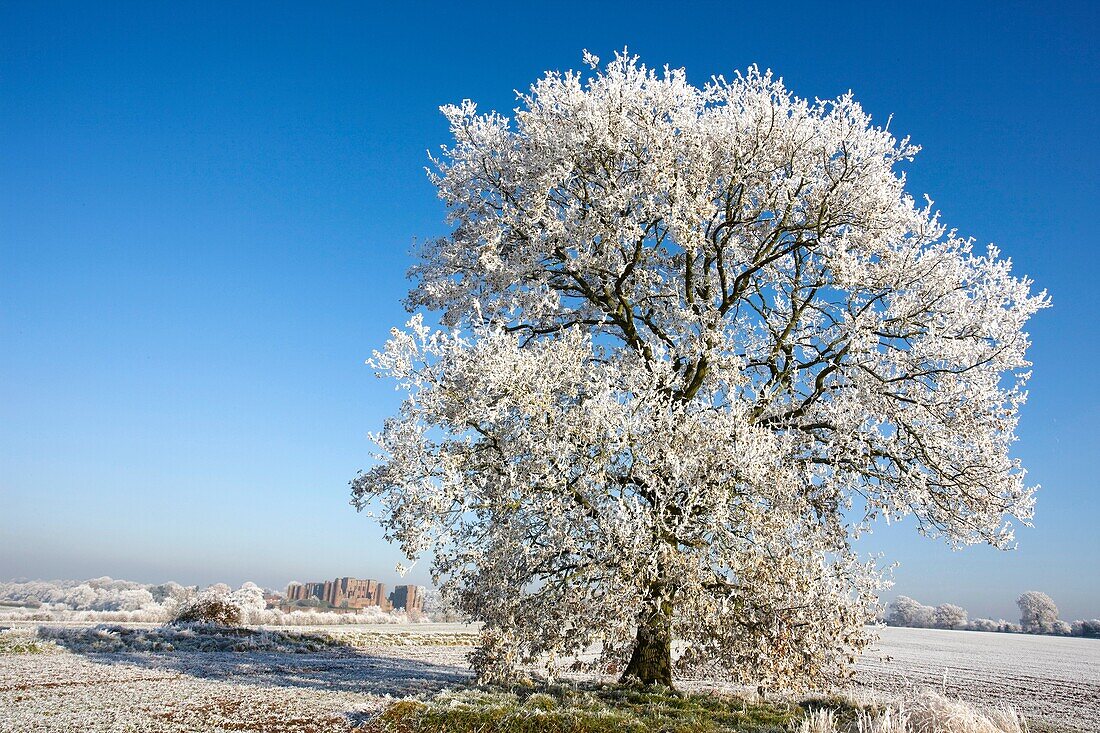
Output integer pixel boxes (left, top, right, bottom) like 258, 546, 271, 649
855, 627, 1100, 730
1, 622, 1096, 732
0, 622, 476, 732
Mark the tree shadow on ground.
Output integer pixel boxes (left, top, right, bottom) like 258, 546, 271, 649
41, 624, 472, 697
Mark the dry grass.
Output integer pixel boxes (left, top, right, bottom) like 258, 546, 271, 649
797, 691, 1029, 733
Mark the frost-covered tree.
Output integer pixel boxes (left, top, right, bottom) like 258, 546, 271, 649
886, 596, 935, 628
970, 617, 1025, 633
353, 52, 1047, 690
1017, 591, 1060, 634
932, 603, 968, 630
1071, 619, 1100, 638
227, 582, 267, 623
149, 582, 195, 605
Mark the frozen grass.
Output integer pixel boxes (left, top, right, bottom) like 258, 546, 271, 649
0, 624, 472, 732
360, 685, 1034, 733
360, 684, 811, 733
39, 624, 347, 654
892, 691, 1028, 733
33, 624, 479, 654
797, 692, 1029, 733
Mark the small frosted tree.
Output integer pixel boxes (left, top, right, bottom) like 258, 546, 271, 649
886, 596, 935, 628
354, 52, 1047, 690
227, 582, 267, 623
1018, 591, 1060, 634
932, 603, 968, 630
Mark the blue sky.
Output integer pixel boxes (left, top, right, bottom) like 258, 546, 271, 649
1, 1, 1097, 621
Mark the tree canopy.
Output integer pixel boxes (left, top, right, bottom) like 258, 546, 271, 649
353, 51, 1047, 690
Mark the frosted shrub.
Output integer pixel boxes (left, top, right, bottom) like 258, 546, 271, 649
967, 618, 1017, 633
887, 597, 935, 628
1, 578, 431, 626
1071, 619, 1100, 638
171, 597, 242, 626
932, 604, 969, 630
226, 582, 267, 623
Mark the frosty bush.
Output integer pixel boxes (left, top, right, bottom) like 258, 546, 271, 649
887, 597, 935, 628
887, 596, 971, 629
968, 618, 998, 633
968, 618, 1019, 634
171, 597, 242, 626
172, 582, 264, 626
1071, 619, 1100, 638
932, 603, 969, 630
226, 582, 267, 623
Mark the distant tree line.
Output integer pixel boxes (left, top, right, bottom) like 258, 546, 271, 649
0, 577, 431, 626
885, 590, 1100, 637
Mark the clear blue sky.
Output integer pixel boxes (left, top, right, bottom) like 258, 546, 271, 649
2, 1, 1097, 621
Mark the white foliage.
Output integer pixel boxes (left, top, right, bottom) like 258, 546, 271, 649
1016, 591, 1059, 634
1071, 619, 1100, 637
0, 577, 173, 614
887, 597, 936, 628
0, 578, 424, 626
226, 582, 267, 623
932, 604, 969, 630
353, 51, 1047, 690
967, 618, 1019, 634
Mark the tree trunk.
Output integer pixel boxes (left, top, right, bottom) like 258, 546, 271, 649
620, 601, 673, 688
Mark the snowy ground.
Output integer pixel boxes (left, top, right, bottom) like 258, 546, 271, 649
854, 626, 1100, 730
1, 622, 1096, 732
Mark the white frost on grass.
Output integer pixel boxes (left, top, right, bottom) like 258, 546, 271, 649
800, 693, 1028, 733
0, 624, 473, 733
33, 623, 479, 654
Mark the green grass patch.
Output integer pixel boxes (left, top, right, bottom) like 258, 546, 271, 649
359, 684, 863, 733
